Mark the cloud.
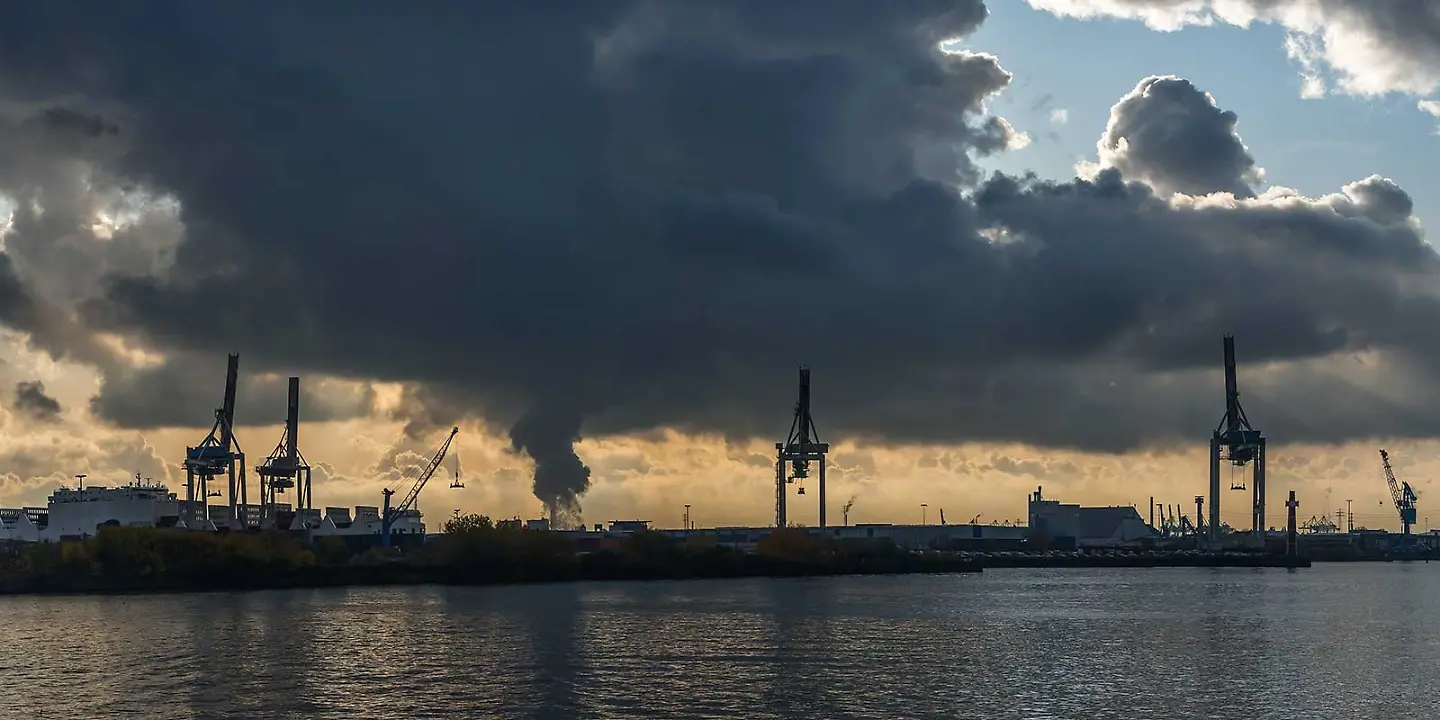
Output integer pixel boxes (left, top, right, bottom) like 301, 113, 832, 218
1025, 1, 1440, 97
0, 1, 1434, 518
89, 353, 378, 430
12, 380, 61, 422
1050, 108, 1070, 126
1090, 76, 1262, 197
1422, 100, 1440, 134
987, 453, 1081, 480
0, 430, 172, 498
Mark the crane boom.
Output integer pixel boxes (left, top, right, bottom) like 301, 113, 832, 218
395, 427, 458, 515
1223, 335, 1240, 433
381, 426, 458, 545
1379, 449, 1419, 535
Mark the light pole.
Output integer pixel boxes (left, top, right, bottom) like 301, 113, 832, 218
683, 504, 691, 532
921, 503, 928, 525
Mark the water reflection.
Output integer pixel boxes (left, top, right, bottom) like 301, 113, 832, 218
2, 565, 1440, 719
515, 583, 584, 719
761, 579, 837, 719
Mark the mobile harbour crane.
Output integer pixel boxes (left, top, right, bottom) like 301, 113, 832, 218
381, 427, 459, 547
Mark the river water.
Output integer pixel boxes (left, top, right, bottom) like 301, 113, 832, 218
2, 564, 1436, 719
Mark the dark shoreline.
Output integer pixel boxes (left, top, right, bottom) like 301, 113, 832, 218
1301, 556, 1437, 564
0, 552, 1334, 598
0, 554, 986, 598
973, 552, 1311, 569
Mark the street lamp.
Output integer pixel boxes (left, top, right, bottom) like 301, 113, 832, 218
921, 503, 928, 525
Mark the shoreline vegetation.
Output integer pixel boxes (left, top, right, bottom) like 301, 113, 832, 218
0, 514, 1319, 597
0, 516, 981, 596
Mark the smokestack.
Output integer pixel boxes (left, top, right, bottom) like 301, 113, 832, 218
220, 353, 240, 450
1149, 496, 1155, 529
286, 377, 299, 460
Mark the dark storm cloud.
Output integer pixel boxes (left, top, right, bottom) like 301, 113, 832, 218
30, 107, 119, 139
12, 380, 61, 423
1098, 76, 1260, 197
0, 252, 121, 372
0, 255, 30, 324
89, 354, 376, 432
0, 1, 1436, 514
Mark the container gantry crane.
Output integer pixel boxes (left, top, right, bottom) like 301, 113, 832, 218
183, 353, 247, 529
257, 377, 312, 529
1378, 449, 1419, 536
1209, 335, 1266, 545
381, 426, 458, 547
774, 367, 829, 529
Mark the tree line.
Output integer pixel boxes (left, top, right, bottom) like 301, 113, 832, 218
0, 514, 978, 594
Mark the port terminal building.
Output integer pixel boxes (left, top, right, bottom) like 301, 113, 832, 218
1026, 486, 1157, 549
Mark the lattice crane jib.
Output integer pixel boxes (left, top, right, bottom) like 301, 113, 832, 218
1379, 449, 1419, 535
381, 427, 459, 545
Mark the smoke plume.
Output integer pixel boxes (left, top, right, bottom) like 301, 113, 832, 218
508, 406, 593, 526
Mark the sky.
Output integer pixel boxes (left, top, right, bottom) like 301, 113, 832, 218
974, 2, 1440, 229
0, 1, 1438, 534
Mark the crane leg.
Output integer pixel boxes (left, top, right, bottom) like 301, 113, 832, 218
775, 456, 786, 528
1209, 436, 1221, 545
1253, 439, 1267, 544
818, 457, 826, 529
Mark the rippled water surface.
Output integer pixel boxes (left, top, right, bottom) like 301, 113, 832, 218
3, 564, 1438, 719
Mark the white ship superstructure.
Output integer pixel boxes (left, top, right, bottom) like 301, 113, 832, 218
0, 476, 180, 542
46, 481, 181, 539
